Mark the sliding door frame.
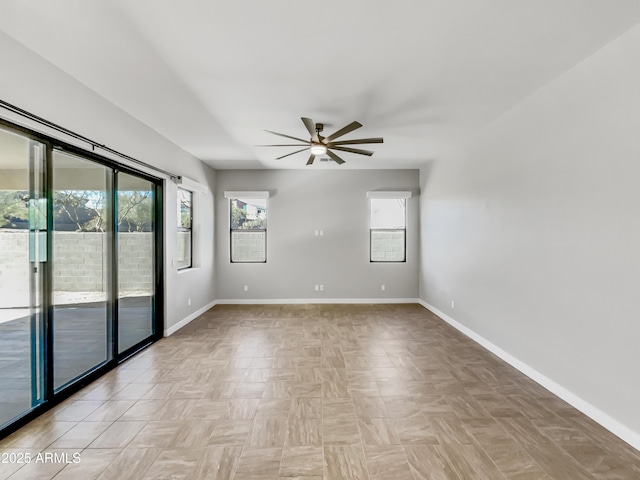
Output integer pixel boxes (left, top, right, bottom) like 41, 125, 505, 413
0, 118, 164, 439
113, 168, 164, 361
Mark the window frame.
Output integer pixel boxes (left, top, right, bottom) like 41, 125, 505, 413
225, 192, 269, 264
367, 192, 411, 263
176, 188, 193, 270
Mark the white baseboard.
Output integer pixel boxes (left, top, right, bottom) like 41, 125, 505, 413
164, 300, 218, 336
215, 298, 420, 305
418, 299, 640, 451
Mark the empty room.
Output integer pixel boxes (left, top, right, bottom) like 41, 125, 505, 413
0, 1, 639, 479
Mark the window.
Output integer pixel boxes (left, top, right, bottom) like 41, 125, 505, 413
229, 195, 267, 263
177, 188, 192, 269
368, 192, 410, 262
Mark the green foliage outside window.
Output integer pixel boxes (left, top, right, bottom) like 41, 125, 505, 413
0, 189, 153, 231
230, 199, 266, 230
0, 191, 29, 228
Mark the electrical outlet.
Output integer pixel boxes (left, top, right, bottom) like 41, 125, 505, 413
319, 285, 324, 291
244, 285, 249, 292
319, 230, 324, 236
314, 285, 319, 291
188, 298, 191, 306
451, 300, 455, 309
381, 285, 386, 291
314, 230, 318, 236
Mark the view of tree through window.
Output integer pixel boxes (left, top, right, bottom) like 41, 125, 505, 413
117, 191, 153, 232
0, 191, 29, 229
1, 189, 154, 234
0, 190, 153, 233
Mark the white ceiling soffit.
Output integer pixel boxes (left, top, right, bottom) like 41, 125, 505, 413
367, 191, 412, 199
224, 191, 270, 199
1, 0, 640, 170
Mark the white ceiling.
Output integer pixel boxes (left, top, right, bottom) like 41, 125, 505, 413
1, 0, 640, 170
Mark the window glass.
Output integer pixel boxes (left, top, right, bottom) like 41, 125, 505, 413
230, 198, 266, 262
370, 198, 406, 229
370, 198, 406, 262
52, 151, 111, 390
177, 189, 192, 269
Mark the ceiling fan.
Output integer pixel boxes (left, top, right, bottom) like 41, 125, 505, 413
258, 117, 383, 165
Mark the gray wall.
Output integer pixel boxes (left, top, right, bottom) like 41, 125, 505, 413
165, 168, 217, 330
0, 32, 217, 332
419, 23, 640, 441
216, 169, 419, 300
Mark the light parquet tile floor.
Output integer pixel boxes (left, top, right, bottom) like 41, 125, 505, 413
1, 304, 639, 479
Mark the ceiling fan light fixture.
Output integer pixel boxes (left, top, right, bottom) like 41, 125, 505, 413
310, 144, 327, 155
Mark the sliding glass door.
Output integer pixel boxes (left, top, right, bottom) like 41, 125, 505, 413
0, 128, 45, 426
52, 150, 112, 391
116, 172, 156, 354
0, 119, 162, 436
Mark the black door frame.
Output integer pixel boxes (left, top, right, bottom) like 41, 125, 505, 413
0, 118, 164, 439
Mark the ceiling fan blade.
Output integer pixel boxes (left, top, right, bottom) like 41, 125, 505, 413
306, 154, 316, 166
323, 121, 363, 143
301, 117, 319, 143
265, 129, 310, 144
329, 137, 383, 146
276, 148, 309, 160
330, 145, 374, 156
326, 150, 345, 165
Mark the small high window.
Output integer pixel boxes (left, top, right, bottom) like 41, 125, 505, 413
177, 188, 192, 269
